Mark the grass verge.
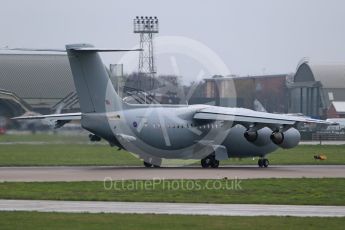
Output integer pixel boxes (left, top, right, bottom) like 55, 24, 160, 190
1, 134, 345, 166
0, 144, 142, 166
0, 212, 344, 230
222, 145, 345, 165
0, 178, 344, 205
0, 143, 345, 166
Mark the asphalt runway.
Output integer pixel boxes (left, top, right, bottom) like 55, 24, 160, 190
0, 200, 344, 217
0, 165, 344, 182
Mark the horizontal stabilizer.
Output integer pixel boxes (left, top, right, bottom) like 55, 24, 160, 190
4, 48, 66, 52
4, 47, 142, 53
70, 47, 142, 52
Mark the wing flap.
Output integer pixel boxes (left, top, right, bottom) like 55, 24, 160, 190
194, 112, 296, 125
194, 107, 334, 126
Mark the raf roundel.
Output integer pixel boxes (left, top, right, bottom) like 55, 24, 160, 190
133, 121, 138, 128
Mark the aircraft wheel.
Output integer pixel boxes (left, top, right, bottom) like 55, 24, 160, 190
143, 162, 153, 168
201, 155, 219, 168
258, 159, 263, 168
262, 159, 269, 168
211, 159, 220, 168
201, 157, 211, 168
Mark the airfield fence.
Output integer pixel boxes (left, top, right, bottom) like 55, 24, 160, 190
312, 131, 345, 141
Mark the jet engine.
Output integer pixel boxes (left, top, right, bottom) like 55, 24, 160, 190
244, 127, 272, 146
270, 128, 301, 149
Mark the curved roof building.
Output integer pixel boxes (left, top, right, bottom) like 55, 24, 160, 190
288, 59, 345, 118
0, 53, 77, 114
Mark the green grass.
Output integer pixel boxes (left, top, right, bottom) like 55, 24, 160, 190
223, 145, 345, 165
0, 144, 141, 166
0, 178, 344, 205
0, 133, 89, 143
1, 134, 345, 166
1, 212, 344, 230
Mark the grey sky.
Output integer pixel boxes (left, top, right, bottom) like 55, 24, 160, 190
1, 0, 345, 81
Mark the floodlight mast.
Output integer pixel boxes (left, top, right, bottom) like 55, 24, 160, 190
133, 16, 159, 92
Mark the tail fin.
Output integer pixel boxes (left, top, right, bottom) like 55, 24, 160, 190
66, 44, 122, 113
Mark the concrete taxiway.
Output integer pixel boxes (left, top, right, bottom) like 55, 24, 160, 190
0, 200, 344, 217
0, 165, 344, 182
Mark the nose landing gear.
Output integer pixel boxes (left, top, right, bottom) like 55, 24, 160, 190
201, 155, 219, 168
258, 158, 269, 168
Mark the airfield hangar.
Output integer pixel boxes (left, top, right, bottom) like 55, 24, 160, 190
202, 60, 345, 119
203, 74, 288, 113
0, 53, 77, 118
1, 53, 345, 125
288, 59, 345, 118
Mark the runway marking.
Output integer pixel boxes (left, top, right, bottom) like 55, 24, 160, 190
0, 165, 344, 182
0, 200, 344, 217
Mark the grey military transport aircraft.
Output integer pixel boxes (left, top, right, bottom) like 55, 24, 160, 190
13, 44, 333, 168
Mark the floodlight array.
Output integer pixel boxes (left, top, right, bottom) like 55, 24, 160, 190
134, 16, 159, 33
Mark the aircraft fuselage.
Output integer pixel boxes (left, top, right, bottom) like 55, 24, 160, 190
81, 104, 279, 161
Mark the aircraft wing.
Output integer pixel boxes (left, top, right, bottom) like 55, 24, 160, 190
12, 112, 82, 129
12, 112, 82, 121
193, 107, 334, 127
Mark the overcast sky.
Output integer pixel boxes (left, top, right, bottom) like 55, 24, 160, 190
1, 0, 345, 82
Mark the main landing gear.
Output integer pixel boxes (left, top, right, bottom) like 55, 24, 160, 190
258, 158, 269, 168
143, 162, 160, 168
201, 155, 219, 168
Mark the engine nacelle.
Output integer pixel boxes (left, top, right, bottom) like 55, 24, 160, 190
270, 128, 301, 149
244, 127, 272, 146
